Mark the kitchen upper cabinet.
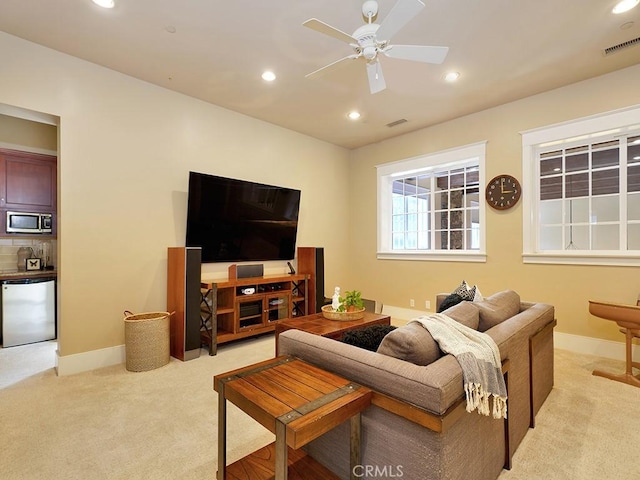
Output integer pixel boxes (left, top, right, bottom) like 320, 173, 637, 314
0, 149, 57, 212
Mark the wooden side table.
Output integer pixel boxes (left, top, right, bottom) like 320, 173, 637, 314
214, 356, 372, 480
589, 300, 640, 388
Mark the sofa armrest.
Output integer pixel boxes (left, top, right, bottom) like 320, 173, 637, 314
435, 293, 450, 312
278, 329, 464, 415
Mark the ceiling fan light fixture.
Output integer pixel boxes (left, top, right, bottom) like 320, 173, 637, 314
612, 0, 639, 14
261, 71, 276, 82
91, 0, 115, 8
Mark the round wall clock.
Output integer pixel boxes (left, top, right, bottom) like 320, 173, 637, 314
485, 174, 521, 210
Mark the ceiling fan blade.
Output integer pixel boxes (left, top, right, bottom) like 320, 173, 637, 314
303, 18, 357, 45
366, 61, 386, 94
306, 54, 360, 79
375, 0, 425, 42
384, 45, 449, 64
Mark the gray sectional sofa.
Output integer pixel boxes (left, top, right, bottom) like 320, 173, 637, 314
278, 290, 556, 480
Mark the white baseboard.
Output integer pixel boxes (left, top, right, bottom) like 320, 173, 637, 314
382, 304, 633, 362
554, 331, 637, 362
56, 345, 125, 376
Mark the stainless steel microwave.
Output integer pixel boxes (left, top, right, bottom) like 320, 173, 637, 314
6, 211, 52, 234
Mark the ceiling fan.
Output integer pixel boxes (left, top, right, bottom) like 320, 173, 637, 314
303, 0, 449, 94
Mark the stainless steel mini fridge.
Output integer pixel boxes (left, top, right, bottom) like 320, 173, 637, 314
1, 277, 56, 347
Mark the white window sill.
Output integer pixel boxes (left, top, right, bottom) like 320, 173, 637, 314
377, 251, 487, 263
523, 252, 640, 267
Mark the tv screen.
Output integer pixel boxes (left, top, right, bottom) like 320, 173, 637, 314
185, 172, 301, 263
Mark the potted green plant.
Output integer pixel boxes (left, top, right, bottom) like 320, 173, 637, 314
338, 290, 364, 312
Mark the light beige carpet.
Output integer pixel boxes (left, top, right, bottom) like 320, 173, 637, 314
1, 337, 639, 479
1, 337, 275, 480
499, 349, 640, 480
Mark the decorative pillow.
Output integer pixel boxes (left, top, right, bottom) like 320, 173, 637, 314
472, 286, 484, 302
342, 325, 397, 352
475, 290, 521, 331
441, 301, 480, 330
377, 322, 442, 366
436, 293, 465, 313
452, 280, 476, 301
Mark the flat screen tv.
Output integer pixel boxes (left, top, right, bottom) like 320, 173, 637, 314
186, 171, 301, 263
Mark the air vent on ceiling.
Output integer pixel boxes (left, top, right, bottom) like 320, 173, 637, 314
386, 118, 408, 128
603, 36, 640, 56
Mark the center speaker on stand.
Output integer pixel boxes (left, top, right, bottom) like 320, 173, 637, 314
296, 247, 325, 314
228, 264, 264, 279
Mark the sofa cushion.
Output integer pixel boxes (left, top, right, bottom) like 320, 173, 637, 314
441, 301, 480, 330
376, 322, 442, 366
341, 324, 397, 352
475, 290, 521, 331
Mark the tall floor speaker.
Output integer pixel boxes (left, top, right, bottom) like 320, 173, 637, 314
297, 247, 325, 313
167, 247, 202, 361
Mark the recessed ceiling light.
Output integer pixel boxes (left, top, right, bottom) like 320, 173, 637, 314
92, 0, 115, 8
261, 71, 276, 82
612, 0, 639, 14
347, 111, 361, 120
444, 72, 460, 82
165, 25, 177, 34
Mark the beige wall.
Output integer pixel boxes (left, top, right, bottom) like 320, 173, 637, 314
0, 114, 57, 152
0, 32, 351, 356
347, 63, 640, 343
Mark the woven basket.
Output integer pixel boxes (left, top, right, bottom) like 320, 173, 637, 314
321, 305, 365, 321
123, 311, 170, 372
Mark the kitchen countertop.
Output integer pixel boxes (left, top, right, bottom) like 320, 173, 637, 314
0, 270, 57, 281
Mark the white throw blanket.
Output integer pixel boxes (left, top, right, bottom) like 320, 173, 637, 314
411, 313, 507, 419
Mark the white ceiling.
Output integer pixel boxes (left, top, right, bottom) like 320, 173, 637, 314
1, 0, 639, 149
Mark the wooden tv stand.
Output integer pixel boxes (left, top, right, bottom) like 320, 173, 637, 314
200, 272, 309, 354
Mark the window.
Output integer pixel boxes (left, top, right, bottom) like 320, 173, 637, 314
522, 105, 640, 266
377, 142, 486, 262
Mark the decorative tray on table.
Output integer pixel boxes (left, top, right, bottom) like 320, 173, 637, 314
321, 305, 365, 321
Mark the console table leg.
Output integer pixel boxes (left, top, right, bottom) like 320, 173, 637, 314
217, 383, 226, 480
275, 420, 287, 479
350, 413, 362, 480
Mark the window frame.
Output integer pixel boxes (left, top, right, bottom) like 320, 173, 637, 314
376, 141, 487, 262
521, 104, 640, 267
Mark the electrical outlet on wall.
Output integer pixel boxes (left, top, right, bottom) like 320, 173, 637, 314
425, 300, 431, 310
410, 299, 415, 307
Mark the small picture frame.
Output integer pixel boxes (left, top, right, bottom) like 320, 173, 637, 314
26, 258, 41, 271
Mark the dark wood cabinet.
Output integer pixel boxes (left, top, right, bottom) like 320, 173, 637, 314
0, 149, 57, 211
0, 148, 57, 237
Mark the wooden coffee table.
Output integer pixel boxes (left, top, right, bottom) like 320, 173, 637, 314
275, 312, 391, 355
214, 356, 372, 480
